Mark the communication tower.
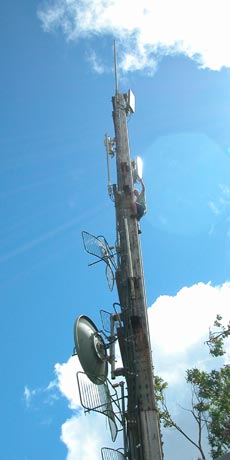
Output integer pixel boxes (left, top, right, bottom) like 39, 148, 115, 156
73, 42, 163, 460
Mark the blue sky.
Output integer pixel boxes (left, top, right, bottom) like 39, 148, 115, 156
1, 1, 230, 460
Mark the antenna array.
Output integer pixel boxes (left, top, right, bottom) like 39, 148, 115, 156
72, 42, 163, 460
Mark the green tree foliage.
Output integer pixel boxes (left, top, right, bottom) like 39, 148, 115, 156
206, 314, 230, 357
155, 316, 230, 459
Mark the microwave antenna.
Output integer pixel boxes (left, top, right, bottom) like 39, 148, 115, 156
73, 40, 163, 460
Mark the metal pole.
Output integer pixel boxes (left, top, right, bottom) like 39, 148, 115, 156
114, 40, 119, 96
111, 91, 163, 460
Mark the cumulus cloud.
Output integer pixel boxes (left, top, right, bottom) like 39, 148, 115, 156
55, 356, 123, 459
149, 282, 230, 354
54, 355, 82, 409
148, 282, 230, 385
53, 282, 230, 459
61, 414, 118, 460
38, 0, 230, 73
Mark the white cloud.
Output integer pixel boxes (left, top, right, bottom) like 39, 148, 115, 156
54, 355, 83, 409
23, 385, 47, 407
53, 282, 230, 459
56, 357, 123, 459
23, 380, 61, 409
86, 50, 109, 74
149, 282, 230, 354
148, 282, 230, 384
61, 413, 117, 460
24, 385, 35, 407
38, 0, 230, 73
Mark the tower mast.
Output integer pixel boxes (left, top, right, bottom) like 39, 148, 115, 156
111, 42, 163, 460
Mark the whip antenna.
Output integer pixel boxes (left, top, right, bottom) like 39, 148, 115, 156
114, 40, 118, 96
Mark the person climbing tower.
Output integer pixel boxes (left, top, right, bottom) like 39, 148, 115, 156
131, 176, 147, 221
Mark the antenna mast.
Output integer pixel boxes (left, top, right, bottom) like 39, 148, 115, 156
110, 44, 163, 460
74, 41, 163, 460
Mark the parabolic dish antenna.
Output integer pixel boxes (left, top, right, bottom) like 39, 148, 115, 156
74, 315, 108, 385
